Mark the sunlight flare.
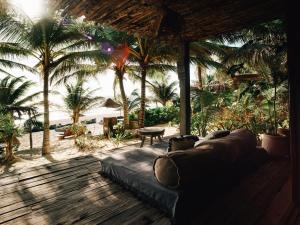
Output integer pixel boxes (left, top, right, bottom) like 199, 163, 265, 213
9, 0, 46, 19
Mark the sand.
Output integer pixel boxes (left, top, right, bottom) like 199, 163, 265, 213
0, 123, 179, 175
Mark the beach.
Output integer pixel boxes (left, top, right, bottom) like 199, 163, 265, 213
1, 123, 178, 175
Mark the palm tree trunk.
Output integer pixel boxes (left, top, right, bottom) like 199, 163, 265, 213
73, 111, 80, 124
117, 72, 129, 128
28, 111, 33, 149
197, 65, 203, 89
42, 66, 50, 155
5, 138, 14, 161
139, 66, 146, 128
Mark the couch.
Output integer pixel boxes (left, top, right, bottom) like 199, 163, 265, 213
100, 128, 268, 224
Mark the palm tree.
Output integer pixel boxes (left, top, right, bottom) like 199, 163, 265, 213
0, 14, 98, 154
115, 89, 141, 114
129, 37, 175, 127
0, 75, 40, 151
0, 42, 35, 77
148, 76, 178, 106
63, 79, 103, 125
56, 26, 131, 128
190, 40, 229, 89
0, 75, 39, 115
112, 55, 130, 128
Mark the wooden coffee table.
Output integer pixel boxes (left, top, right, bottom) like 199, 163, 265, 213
138, 128, 165, 147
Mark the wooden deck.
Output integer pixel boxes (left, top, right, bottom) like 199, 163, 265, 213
0, 154, 293, 225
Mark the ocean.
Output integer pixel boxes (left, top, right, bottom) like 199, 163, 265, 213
16, 107, 122, 126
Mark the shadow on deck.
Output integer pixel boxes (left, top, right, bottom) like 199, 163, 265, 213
0, 148, 293, 225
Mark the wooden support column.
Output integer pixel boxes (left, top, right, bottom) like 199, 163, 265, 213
177, 39, 191, 135
288, 9, 300, 206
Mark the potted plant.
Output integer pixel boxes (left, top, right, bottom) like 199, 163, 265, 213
261, 71, 289, 157
129, 113, 139, 129
277, 119, 289, 137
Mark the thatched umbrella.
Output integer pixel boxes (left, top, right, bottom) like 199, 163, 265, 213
101, 98, 121, 108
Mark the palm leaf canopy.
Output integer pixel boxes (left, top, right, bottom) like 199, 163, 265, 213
64, 79, 103, 114
0, 75, 40, 115
148, 76, 178, 106
0, 13, 108, 84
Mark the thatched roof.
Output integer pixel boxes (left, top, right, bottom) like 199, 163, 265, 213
52, 0, 285, 41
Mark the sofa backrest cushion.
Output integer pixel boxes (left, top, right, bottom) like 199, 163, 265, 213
195, 128, 257, 162
168, 135, 199, 152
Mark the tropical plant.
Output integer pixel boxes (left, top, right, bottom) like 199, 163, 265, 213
0, 112, 21, 161
75, 135, 105, 152
63, 26, 130, 128
190, 40, 229, 88
128, 37, 175, 127
144, 105, 179, 127
0, 31, 35, 77
0, 75, 39, 116
115, 89, 140, 114
0, 14, 99, 154
63, 79, 103, 124
191, 88, 218, 136
219, 19, 287, 135
148, 75, 178, 106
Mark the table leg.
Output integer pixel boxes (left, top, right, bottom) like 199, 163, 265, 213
158, 135, 162, 142
140, 136, 145, 147
150, 136, 153, 145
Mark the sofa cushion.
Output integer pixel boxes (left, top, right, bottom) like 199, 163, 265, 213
204, 130, 230, 140
194, 130, 230, 147
154, 128, 258, 190
168, 135, 199, 152
154, 149, 230, 189
195, 128, 257, 162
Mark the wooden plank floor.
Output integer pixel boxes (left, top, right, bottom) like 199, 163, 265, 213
0, 155, 169, 225
0, 155, 291, 225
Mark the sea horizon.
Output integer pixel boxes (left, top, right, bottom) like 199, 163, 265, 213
16, 107, 122, 126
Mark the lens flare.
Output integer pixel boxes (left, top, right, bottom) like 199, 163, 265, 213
101, 42, 114, 55
111, 43, 129, 68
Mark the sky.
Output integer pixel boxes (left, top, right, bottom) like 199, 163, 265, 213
4, 0, 199, 122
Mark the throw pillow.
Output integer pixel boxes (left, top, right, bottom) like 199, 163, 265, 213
168, 135, 199, 152
194, 130, 230, 147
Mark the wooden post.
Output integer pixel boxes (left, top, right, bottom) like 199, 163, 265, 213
288, 10, 300, 206
177, 39, 191, 135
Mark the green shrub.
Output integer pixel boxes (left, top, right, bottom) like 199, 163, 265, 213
75, 136, 105, 151
144, 105, 179, 126
0, 113, 21, 160
112, 123, 133, 139
129, 113, 138, 121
